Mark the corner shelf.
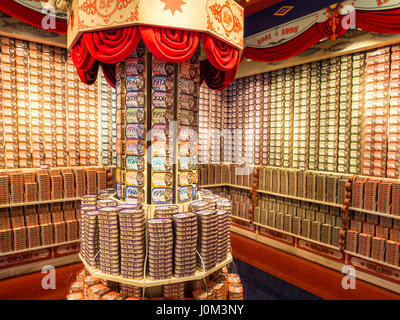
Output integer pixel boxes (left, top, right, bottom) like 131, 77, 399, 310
79, 253, 233, 288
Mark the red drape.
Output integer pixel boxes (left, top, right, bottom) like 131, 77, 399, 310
71, 37, 96, 71
201, 34, 239, 71
243, 16, 347, 62
200, 57, 239, 91
101, 63, 117, 88
139, 26, 199, 63
356, 8, 400, 33
0, 0, 67, 34
71, 26, 239, 89
77, 60, 99, 85
83, 27, 141, 63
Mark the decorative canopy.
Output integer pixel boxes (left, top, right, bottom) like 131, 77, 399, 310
68, 0, 244, 90
243, 0, 400, 62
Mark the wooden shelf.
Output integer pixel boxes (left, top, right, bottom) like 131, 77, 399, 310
0, 240, 80, 257
256, 189, 343, 208
349, 207, 400, 221
345, 250, 400, 272
80, 253, 233, 288
231, 215, 251, 223
0, 197, 81, 209
199, 183, 252, 191
253, 222, 340, 251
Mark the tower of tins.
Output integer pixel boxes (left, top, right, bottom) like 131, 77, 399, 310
115, 42, 200, 205
69, 0, 243, 285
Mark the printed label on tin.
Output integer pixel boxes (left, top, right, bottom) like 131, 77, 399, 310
152, 75, 173, 92
179, 126, 196, 141
116, 183, 123, 199
180, 62, 197, 80
151, 172, 173, 187
152, 157, 172, 172
178, 157, 191, 171
126, 139, 145, 156
125, 92, 145, 108
179, 110, 196, 126
152, 124, 168, 141
126, 58, 145, 76
126, 124, 145, 140
178, 171, 194, 186
152, 108, 173, 124
152, 140, 168, 157
126, 75, 145, 91
152, 59, 174, 76
179, 78, 195, 95
126, 171, 145, 187
126, 107, 145, 124
178, 185, 193, 203
152, 91, 174, 109
151, 187, 173, 204
179, 94, 195, 110
126, 155, 145, 171
179, 141, 192, 156
126, 186, 145, 203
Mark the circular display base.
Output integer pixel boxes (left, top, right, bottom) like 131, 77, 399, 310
79, 253, 233, 288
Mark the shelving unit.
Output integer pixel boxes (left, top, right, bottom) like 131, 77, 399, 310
253, 222, 340, 251
0, 240, 80, 257
231, 216, 251, 223
345, 250, 400, 272
0, 197, 81, 209
349, 207, 400, 221
79, 253, 233, 288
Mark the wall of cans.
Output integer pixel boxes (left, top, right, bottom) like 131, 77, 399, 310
0, 35, 100, 169
99, 74, 117, 167
198, 43, 400, 178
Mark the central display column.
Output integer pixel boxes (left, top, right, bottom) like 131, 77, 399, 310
114, 41, 200, 206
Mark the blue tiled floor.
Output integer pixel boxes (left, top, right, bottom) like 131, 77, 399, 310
228, 258, 323, 300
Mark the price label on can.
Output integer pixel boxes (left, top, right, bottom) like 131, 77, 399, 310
152, 172, 173, 187
126, 155, 145, 171
178, 157, 191, 171
151, 187, 173, 204
126, 171, 145, 187
179, 126, 196, 141
126, 124, 145, 140
126, 75, 145, 91
125, 91, 145, 108
126, 107, 145, 124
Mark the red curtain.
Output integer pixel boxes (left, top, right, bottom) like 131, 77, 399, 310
71, 37, 96, 71
83, 27, 141, 63
0, 0, 67, 34
243, 16, 347, 62
77, 60, 99, 85
201, 34, 239, 71
139, 26, 199, 63
101, 63, 116, 88
356, 8, 400, 33
200, 58, 239, 91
